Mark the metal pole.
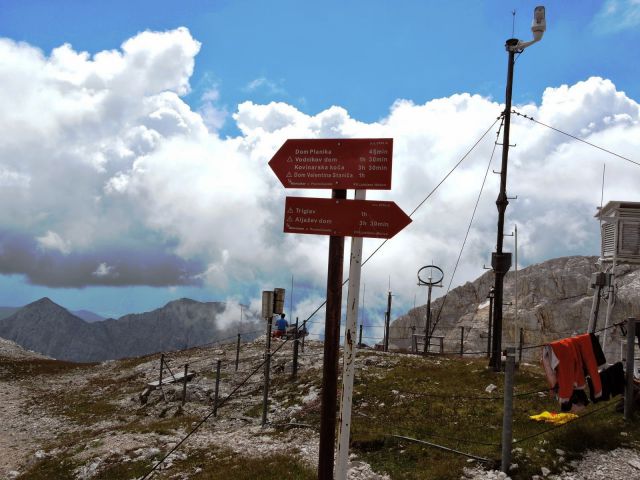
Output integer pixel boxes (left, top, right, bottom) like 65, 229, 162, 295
213, 359, 221, 417
181, 363, 189, 406
359, 324, 363, 347
318, 188, 347, 480
423, 284, 433, 355
384, 290, 392, 352
491, 40, 518, 372
382, 312, 387, 350
302, 319, 306, 353
292, 318, 299, 380
515, 224, 518, 345
411, 325, 416, 353
588, 283, 603, 333
625, 318, 636, 421
459, 326, 465, 357
235, 333, 241, 372
501, 348, 515, 472
336, 189, 365, 480
518, 328, 524, 364
603, 262, 617, 349
487, 289, 494, 360
262, 315, 273, 427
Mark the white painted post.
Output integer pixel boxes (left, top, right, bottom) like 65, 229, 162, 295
335, 189, 365, 480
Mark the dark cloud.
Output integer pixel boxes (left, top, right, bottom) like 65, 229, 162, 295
0, 232, 205, 287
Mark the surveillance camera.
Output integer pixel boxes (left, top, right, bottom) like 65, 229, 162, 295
531, 6, 546, 40
512, 5, 546, 50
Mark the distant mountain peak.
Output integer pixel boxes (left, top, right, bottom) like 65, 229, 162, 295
0, 295, 260, 362
25, 297, 67, 311
32, 297, 55, 305
171, 297, 198, 304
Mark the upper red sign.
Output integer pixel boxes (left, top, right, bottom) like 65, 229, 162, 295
283, 196, 411, 239
269, 138, 393, 190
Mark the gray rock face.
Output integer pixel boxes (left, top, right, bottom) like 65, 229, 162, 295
391, 256, 640, 361
0, 297, 261, 362
71, 309, 104, 323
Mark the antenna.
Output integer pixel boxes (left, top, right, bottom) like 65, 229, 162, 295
512, 9, 516, 38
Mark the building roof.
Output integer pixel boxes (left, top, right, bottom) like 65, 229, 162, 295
595, 201, 640, 219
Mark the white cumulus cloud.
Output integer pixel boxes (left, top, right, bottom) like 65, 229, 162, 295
0, 28, 639, 325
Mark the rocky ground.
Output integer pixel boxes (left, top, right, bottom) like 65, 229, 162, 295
1, 335, 639, 479
0, 335, 390, 480
462, 447, 640, 479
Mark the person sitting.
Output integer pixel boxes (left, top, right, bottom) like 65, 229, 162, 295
272, 313, 288, 338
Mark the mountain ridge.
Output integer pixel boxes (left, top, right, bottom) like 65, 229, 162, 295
390, 255, 640, 360
0, 297, 261, 362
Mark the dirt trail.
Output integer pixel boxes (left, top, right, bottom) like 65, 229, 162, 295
0, 379, 33, 478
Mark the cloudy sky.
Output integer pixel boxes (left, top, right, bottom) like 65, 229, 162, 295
0, 1, 639, 337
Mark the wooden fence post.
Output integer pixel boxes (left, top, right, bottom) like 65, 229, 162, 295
181, 363, 189, 406
235, 334, 241, 371
213, 359, 222, 417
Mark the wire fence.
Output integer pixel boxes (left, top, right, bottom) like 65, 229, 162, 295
137, 317, 636, 479
136, 105, 640, 476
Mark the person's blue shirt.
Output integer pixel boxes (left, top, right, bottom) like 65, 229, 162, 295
276, 316, 288, 332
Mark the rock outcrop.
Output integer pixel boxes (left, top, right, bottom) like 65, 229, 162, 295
391, 256, 640, 361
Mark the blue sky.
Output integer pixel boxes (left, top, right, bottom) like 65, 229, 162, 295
2, 1, 637, 132
0, 0, 639, 327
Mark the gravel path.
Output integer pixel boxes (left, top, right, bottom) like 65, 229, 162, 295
0, 340, 54, 478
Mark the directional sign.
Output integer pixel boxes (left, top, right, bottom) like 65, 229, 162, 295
269, 138, 393, 190
283, 196, 411, 239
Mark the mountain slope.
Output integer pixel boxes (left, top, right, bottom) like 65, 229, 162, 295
0, 298, 113, 362
71, 309, 105, 322
102, 298, 230, 359
0, 307, 20, 320
0, 298, 260, 362
391, 255, 640, 359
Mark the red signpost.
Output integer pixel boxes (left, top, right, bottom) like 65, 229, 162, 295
268, 137, 409, 480
284, 196, 411, 239
269, 138, 393, 189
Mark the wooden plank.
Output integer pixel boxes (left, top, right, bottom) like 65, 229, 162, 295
147, 371, 195, 388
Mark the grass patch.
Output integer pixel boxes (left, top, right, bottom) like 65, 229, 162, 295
156, 447, 316, 480
92, 458, 152, 480
17, 453, 78, 480
119, 414, 200, 435
244, 402, 263, 418
0, 357, 94, 381
117, 353, 159, 370
339, 354, 640, 480
44, 392, 120, 425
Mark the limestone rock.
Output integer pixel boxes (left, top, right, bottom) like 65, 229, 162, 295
391, 256, 640, 361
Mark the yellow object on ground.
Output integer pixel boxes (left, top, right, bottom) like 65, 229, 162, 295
529, 411, 578, 424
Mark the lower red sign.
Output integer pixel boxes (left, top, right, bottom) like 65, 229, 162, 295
284, 197, 411, 239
